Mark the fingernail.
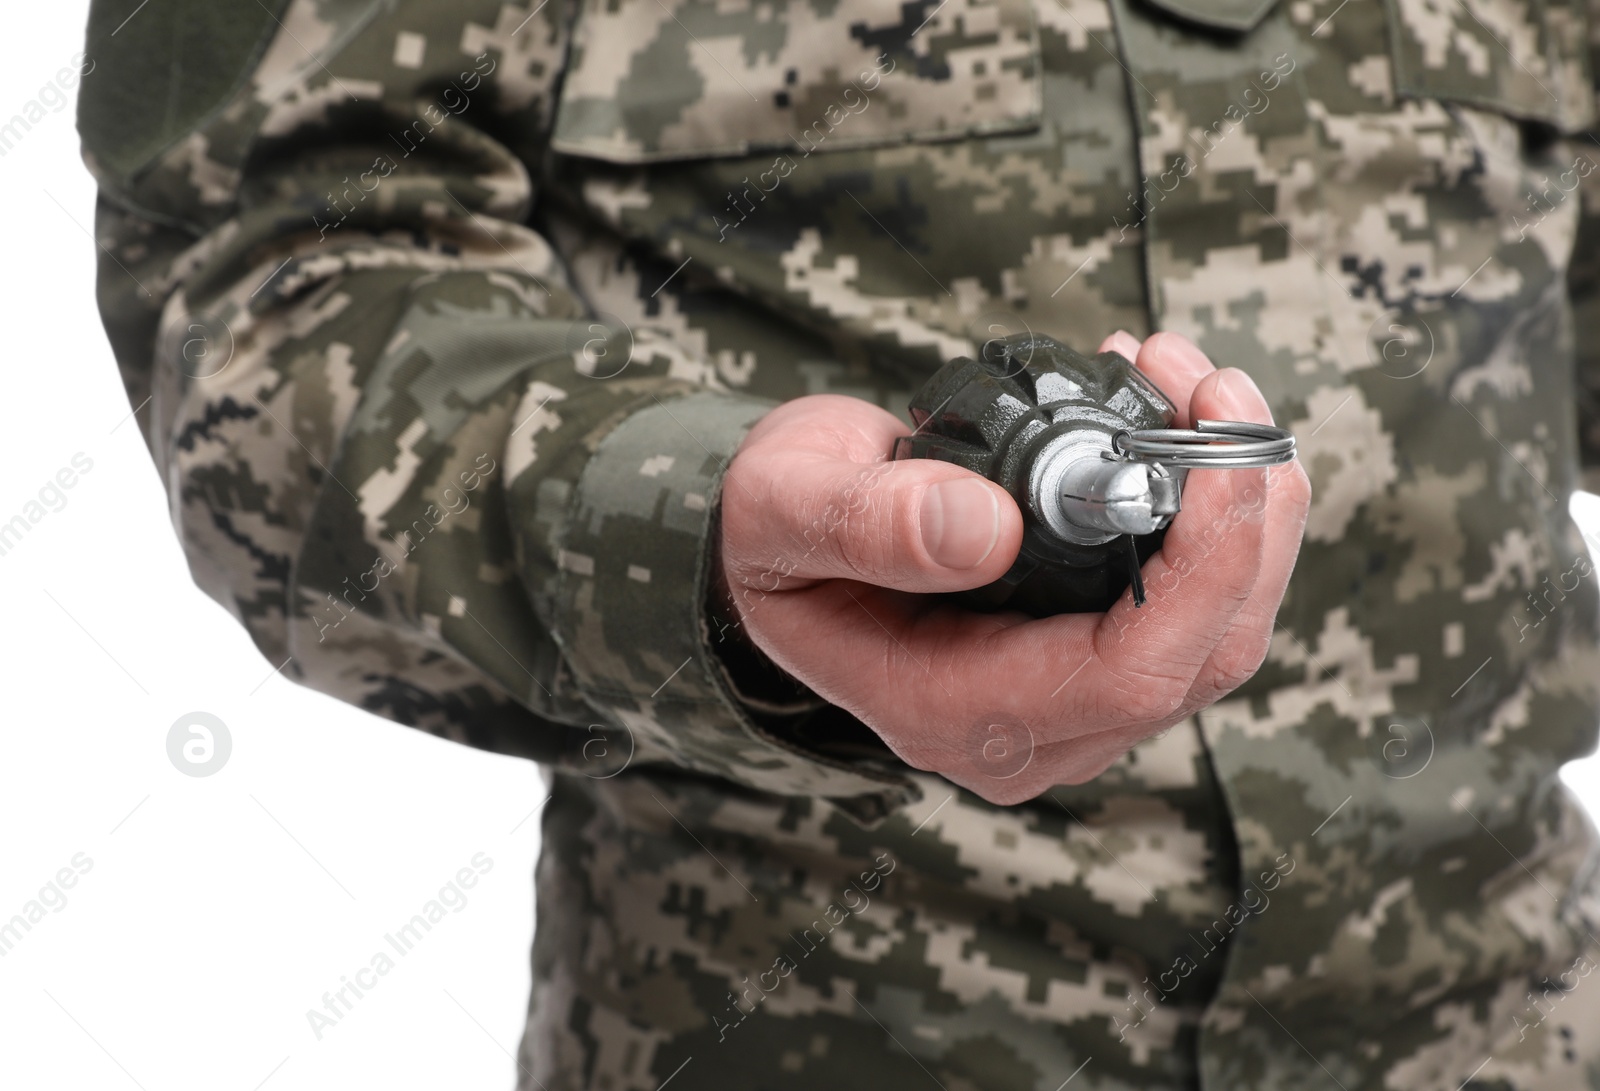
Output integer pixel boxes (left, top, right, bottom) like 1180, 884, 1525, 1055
921, 479, 1002, 569
1103, 330, 1141, 360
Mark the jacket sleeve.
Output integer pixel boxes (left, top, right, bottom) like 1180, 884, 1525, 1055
78, 0, 912, 820
1572, 0, 1600, 491
1574, 162, 1600, 492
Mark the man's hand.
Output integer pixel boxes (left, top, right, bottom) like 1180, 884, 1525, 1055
717, 332, 1312, 804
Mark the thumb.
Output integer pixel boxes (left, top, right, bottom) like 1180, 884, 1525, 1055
730, 453, 1023, 594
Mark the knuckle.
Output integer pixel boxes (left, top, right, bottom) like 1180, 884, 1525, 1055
841, 488, 908, 578
1048, 731, 1140, 786
818, 472, 915, 584
1092, 672, 1187, 727
1195, 634, 1272, 700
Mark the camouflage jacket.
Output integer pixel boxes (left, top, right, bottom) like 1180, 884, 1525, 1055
79, 0, 1600, 1087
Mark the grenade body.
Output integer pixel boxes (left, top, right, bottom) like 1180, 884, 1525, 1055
894, 334, 1177, 616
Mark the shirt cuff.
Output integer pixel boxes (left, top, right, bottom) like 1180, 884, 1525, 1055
542, 388, 917, 822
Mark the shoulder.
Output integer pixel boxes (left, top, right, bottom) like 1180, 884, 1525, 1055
77, 0, 288, 187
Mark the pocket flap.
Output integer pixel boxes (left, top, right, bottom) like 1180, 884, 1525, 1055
1135, 0, 1282, 33
550, 0, 1042, 164
1386, 0, 1596, 131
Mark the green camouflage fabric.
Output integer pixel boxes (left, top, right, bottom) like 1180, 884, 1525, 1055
76, 0, 1600, 1086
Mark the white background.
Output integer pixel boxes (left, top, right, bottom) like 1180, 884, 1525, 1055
0, 7, 543, 1089
4, 4, 1600, 1090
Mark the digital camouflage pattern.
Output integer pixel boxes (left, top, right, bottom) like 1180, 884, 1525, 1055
551, 0, 1042, 161
76, 0, 1600, 1086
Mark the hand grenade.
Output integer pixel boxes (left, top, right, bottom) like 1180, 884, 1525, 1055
893, 334, 1295, 616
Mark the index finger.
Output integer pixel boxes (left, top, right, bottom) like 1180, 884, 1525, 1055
1133, 332, 1216, 429
1072, 367, 1273, 711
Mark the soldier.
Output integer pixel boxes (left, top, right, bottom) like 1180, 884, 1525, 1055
77, 0, 1600, 1087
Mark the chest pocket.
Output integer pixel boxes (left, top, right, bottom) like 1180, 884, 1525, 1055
549, 0, 1043, 164
1122, 0, 1594, 131
1384, 0, 1596, 131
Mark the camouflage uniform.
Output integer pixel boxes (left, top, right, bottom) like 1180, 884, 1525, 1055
77, 0, 1600, 1086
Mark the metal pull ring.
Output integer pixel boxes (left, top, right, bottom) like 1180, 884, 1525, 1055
1114, 420, 1297, 469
